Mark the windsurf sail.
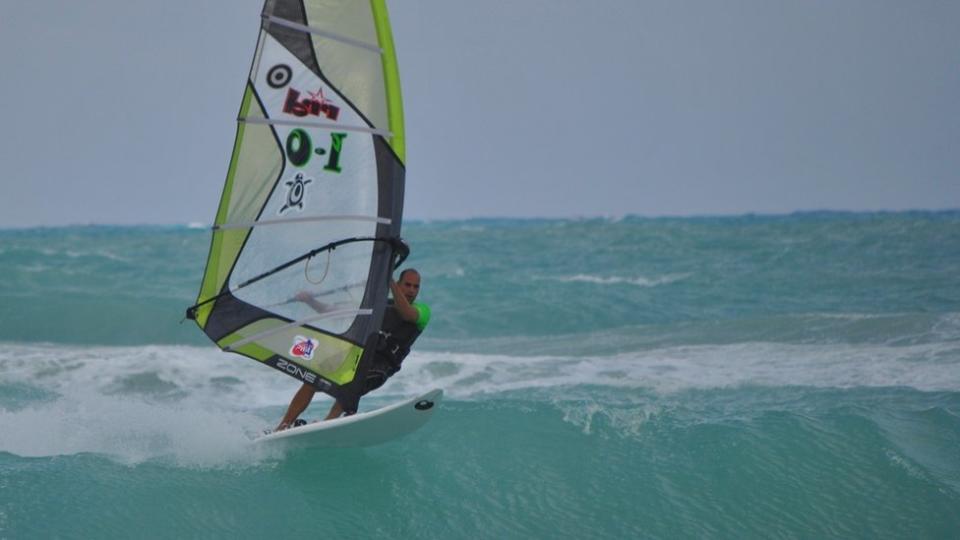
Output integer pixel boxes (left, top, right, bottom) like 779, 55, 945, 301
187, 0, 407, 413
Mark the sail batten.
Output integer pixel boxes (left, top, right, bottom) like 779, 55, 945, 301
188, 0, 407, 407
238, 116, 391, 136
215, 215, 391, 231
263, 15, 383, 53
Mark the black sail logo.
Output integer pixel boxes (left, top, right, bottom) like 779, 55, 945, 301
279, 172, 313, 215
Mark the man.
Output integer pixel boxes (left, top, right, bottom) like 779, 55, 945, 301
274, 268, 431, 430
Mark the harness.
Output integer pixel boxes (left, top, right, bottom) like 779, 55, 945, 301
375, 305, 423, 371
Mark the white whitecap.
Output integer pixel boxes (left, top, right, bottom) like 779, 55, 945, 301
550, 273, 690, 287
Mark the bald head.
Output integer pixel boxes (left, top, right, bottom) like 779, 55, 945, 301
398, 268, 420, 281
396, 268, 421, 303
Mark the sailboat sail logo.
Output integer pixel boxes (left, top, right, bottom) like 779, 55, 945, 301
290, 335, 316, 360
279, 172, 312, 214
283, 87, 340, 121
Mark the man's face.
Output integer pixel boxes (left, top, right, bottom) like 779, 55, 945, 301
398, 272, 420, 303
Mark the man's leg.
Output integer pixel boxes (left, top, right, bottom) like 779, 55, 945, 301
275, 383, 316, 431
322, 368, 388, 420
324, 401, 345, 420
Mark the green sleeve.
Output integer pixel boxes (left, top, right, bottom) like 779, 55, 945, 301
413, 302, 431, 331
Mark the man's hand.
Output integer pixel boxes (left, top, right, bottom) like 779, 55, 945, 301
390, 278, 420, 323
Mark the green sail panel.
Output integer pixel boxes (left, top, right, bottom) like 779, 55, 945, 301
189, 0, 406, 408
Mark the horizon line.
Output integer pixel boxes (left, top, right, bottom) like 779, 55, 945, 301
0, 207, 958, 231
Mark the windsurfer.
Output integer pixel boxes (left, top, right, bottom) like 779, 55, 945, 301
274, 268, 431, 430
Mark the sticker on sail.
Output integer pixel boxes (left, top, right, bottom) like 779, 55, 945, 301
290, 335, 316, 360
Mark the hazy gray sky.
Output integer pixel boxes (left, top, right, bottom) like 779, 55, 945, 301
1, 0, 958, 227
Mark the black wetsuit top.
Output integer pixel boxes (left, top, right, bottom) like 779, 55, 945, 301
360, 301, 428, 395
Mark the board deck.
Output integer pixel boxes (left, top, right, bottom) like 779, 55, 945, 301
254, 388, 443, 448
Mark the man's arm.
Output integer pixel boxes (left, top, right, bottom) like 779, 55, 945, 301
294, 291, 330, 313
390, 280, 421, 323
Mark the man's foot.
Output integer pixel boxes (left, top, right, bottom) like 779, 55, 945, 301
272, 418, 307, 435
273, 418, 307, 433
274, 418, 307, 431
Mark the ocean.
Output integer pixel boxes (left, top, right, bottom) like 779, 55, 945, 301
1, 211, 958, 538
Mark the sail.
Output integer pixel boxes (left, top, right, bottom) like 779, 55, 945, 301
187, 0, 407, 412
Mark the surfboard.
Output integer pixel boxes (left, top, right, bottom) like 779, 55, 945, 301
255, 388, 442, 448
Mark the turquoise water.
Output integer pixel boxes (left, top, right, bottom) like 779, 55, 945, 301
1, 212, 959, 538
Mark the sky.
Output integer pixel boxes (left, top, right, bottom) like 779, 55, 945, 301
0, 0, 958, 227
